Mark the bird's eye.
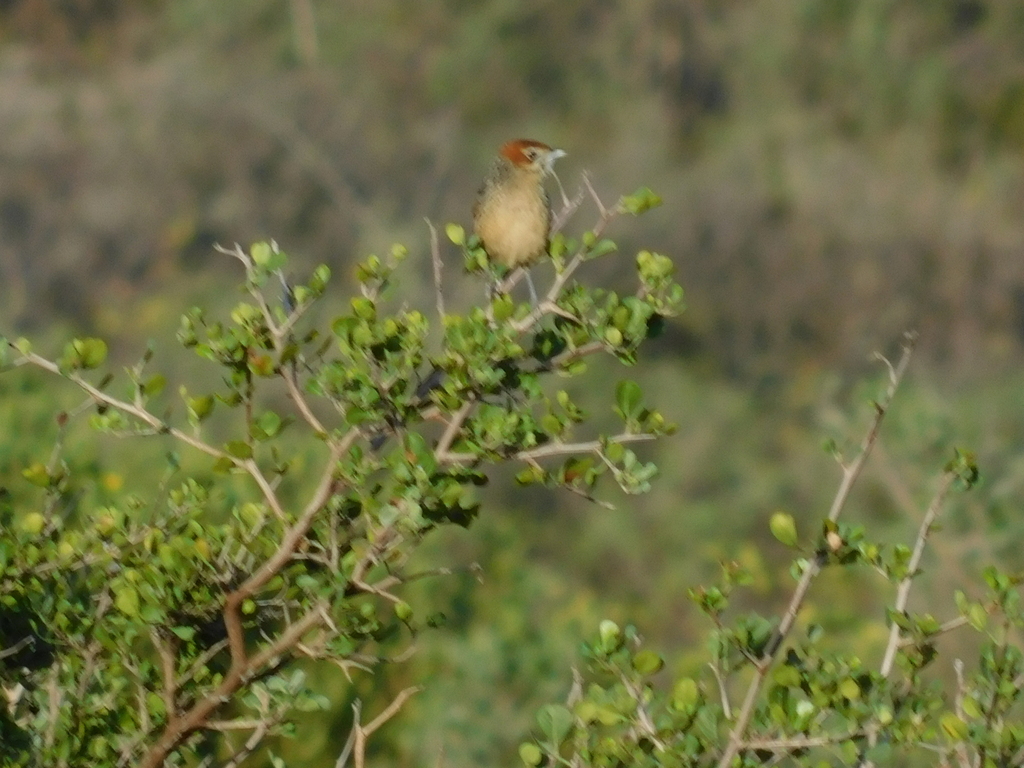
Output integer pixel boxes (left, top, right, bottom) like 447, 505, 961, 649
523, 148, 537, 161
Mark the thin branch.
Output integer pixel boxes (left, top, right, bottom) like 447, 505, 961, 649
139, 602, 330, 768
204, 719, 272, 731
230, 436, 351, 607
708, 660, 732, 721
566, 667, 584, 708
217, 241, 328, 437
0, 636, 33, 661
179, 640, 229, 688
620, 674, 665, 751
353, 687, 423, 768
426, 218, 446, 320
438, 432, 657, 465
282, 363, 328, 436
897, 615, 968, 648
582, 173, 608, 218
953, 659, 966, 720
879, 471, 956, 676
362, 686, 423, 738
334, 701, 361, 768
550, 172, 586, 234
12, 345, 296, 526
434, 401, 474, 460
350, 542, 405, 605
221, 712, 285, 768
743, 732, 865, 751
150, 628, 178, 717
509, 179, 620, 334
45, 664, 60, 750
716, 332, 917, 768
14, 350, 226, 461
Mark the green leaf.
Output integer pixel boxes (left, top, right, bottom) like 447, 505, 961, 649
22, 463, 51, 488
940, 712, 969, 741
257, 411, 282, 438
518, 743, 542, 766
772, 665, 801, 688
143, 375, 167, 397
770, 512, 799, 547
62, 338, 108, 369
171, 626, 196, 641
212, 456, 235, 473
632, 650, 664, 675
251, 241, 287, 270
351, 297, 376, 321
671, 678, 699, 711
115, 586, 140, 617
962, 695, 981, 719
186, 395, 215, 423
967, 603, 987, 631
536, 704, 573, 743
615, 379, 643, 418
19, 512, 46, 536
76, 338, 108, 369
492, 294, 515, 322
839, 677, 861, 700
251, 241, 272, 265
599, 619, 621, 651
589, 238, 618, 258
225, 441, 253, 459
446, 223, 465, 245
620, 187, 663, 215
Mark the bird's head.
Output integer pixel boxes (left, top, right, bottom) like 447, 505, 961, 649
499, 139, 566, 176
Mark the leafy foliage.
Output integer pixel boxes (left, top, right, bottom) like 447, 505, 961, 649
520, 372, 1024, 767
0, 190, 681, 766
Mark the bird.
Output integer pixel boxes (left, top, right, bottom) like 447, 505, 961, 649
371, 140, 564, 451
473, 138, 566, 303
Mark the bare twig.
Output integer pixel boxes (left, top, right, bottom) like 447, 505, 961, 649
708, 660, 732, 721
353, 687, 423, 768
550, 172, 586, 233
334, 700, 361, 768
282, 363, 328, 436
426, 218, 446, 319
0, 636, 32, 661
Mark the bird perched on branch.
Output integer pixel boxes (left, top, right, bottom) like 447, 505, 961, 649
473, 138, 566, 302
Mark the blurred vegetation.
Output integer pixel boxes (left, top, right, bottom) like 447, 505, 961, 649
2, 0, 1024, 766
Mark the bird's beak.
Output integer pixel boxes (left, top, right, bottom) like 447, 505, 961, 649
544, 149, 566, 174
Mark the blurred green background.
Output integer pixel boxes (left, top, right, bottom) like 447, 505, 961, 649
3, 1, 1024, 765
